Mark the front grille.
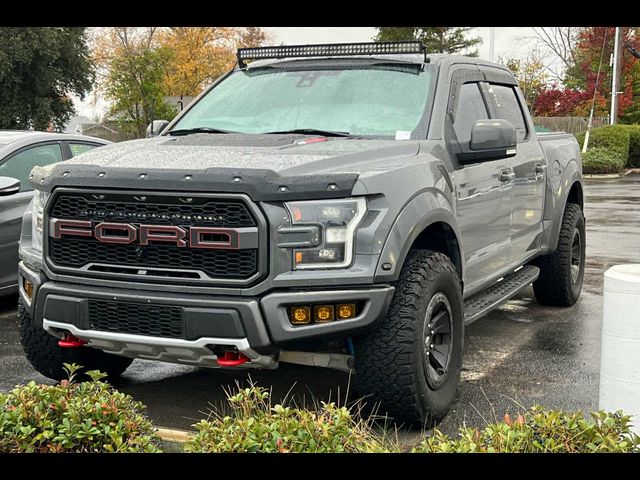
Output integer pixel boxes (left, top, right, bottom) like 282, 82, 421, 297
51, 194, 255, 227
50, 238, 258, 278
47, 191, 262, 282
88, 299, 183, 338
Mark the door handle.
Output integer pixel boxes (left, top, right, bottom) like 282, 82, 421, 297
535, 163, 547, 179
499, 169, 516, 182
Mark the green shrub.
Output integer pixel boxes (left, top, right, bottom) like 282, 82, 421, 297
575, 124, 630, 160
0, 364, 161, 453
184, 384, 396, 453
582, 147, 627, 174
620, 124, 640, 168
412, 407, 640, 453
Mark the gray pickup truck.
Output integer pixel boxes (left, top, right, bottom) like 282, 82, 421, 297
17, 42, 585, 425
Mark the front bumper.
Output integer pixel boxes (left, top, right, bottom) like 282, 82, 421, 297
19, 262, 394, 369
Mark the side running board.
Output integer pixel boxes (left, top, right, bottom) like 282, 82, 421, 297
463, 265, 540, 325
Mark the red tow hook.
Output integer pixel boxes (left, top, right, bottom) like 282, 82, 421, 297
216, 351, 249, 367
58, 333, 87, 348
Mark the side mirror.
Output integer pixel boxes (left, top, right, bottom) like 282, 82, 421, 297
0, 176, 20, 196
146, 120, 170, 138
458, 119, 517, 163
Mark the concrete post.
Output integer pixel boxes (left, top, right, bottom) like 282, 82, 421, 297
599, 264, 640, 434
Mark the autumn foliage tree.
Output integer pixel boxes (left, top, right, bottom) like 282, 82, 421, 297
158, 27, 269, 98
500, 50, 548, 111
92, 27, 269, 138
534, 27, 640, 122
92, 27, 177, 138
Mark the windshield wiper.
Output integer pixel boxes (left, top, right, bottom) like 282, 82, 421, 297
263, 128, 352, 137
166, 127, 238, 136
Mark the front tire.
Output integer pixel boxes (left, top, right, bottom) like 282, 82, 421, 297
532, 203, 586, 306
354, 250, 464, 427
19, 300, 133, 381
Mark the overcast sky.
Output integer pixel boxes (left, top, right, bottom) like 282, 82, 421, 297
74, 27, 538, 119
262, 27, 537, 59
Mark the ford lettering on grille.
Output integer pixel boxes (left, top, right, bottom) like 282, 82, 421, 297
45, 192, 263, 282
49, 219, 243, 250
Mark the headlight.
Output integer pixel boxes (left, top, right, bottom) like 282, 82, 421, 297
32, 189, 49, 255
285, 197, 367, 269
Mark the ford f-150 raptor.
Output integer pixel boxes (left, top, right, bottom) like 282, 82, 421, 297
17, 42, 585, 425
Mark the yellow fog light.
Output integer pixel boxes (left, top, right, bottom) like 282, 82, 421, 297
23, 278, 33, 300
314, 305, 335, 323
290, 306, 311, 325
336, 303, 356, 320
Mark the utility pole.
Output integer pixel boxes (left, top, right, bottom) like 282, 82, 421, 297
610, 27, 624, 125
489, 27, 495, 62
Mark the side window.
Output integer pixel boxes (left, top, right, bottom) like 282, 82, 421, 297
0, 143, 63, 192
453, 83, 489, 145
486, 84, 528, 142
69, 143, 99, 157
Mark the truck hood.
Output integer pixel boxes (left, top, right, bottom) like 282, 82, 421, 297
62, 134, 420, 176
33, 134, 421, 201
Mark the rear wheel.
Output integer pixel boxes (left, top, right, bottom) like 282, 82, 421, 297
354, 250, 463, 427
533, 203, 586, 306
19, 299, 133, 381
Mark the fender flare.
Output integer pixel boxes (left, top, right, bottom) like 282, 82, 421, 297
544, 163, 584, 253
374, 189, 463, 282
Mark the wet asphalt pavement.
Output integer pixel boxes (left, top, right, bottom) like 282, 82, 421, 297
1, 174, 639, 440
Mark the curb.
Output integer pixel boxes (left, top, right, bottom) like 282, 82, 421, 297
584, 168, 640, 179
156, 426, 192, 453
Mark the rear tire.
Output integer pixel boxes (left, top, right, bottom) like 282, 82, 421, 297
354, 250, 463, 427
532, 203, 585, 306
19, 299, 133, 381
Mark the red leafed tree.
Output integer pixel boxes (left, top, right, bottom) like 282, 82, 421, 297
533, 27, 640, 122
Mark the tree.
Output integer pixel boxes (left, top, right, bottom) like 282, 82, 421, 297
0, 28, 94, 131
533, 27, 640, 121
92, 28, 177, 138
622, 61, 640, 124
500, 50, 549, 112
374, 27, 482, 56
532, 27, 580, 82
237, 27, 270, 49
569, 27, 640, 123
157, 27, 269, 98
92, 27, 270, 136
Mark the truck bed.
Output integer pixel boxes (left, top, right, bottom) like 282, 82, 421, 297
537, 132, 582, 166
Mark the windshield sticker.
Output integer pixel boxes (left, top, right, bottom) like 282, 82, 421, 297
395, 131, 411, 140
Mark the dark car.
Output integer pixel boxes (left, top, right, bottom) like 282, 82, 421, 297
0, 131, 110, 296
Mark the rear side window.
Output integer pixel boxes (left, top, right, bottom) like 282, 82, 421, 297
487, 84, 528, 142
69, 143, 99, 157
0, 143, 63, 192
453, 83, 489, 145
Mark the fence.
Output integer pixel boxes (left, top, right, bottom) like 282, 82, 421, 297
532, 116, 610, 136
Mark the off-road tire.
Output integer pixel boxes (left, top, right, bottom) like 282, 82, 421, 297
354, 250, 464, 427
18, 299, 133, 381
532, 203, 586, 306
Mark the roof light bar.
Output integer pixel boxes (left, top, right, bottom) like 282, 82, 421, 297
237, 42, 427, 67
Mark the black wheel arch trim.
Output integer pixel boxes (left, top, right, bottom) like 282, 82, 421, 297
374, 190, 463, 284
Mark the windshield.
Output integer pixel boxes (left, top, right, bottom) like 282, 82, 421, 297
170, 63, 435, 138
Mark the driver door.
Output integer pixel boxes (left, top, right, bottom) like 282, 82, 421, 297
448, 76, 513, 295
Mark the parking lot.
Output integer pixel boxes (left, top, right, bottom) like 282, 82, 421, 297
1, 174, 639, 436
